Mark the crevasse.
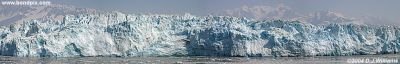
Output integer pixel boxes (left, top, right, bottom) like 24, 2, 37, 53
0, 12, 399, 57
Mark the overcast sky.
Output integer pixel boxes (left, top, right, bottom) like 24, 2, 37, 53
47, 0, 400, 22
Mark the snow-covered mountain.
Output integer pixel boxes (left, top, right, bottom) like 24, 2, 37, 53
0, 5, 98, 26
0, 12, 399, 57
300, 11, 356, 25
222, 5, 380, 25
223, 5, 302, 21
0, 4, 386, 26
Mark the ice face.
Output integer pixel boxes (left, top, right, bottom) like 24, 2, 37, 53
0, 12, 399, 57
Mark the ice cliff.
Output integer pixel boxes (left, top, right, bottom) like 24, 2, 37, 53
0, 12, 400, 57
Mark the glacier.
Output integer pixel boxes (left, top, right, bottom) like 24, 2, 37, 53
0, 12, 400, 57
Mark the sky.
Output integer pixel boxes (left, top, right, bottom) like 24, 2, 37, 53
32, 0, 400, 22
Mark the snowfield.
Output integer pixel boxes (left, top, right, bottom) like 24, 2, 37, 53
0, 12, 400, 57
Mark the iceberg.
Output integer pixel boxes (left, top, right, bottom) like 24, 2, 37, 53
0, 12, 399, 57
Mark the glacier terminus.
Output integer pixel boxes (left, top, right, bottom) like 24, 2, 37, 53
0, 12, 400, 57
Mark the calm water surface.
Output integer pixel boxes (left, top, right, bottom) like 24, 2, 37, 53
0, 54, 399, 64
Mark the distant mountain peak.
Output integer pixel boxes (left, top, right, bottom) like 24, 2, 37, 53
0, 4, 99, 26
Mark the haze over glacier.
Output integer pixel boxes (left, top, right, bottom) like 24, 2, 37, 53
0, 12, 399, 57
